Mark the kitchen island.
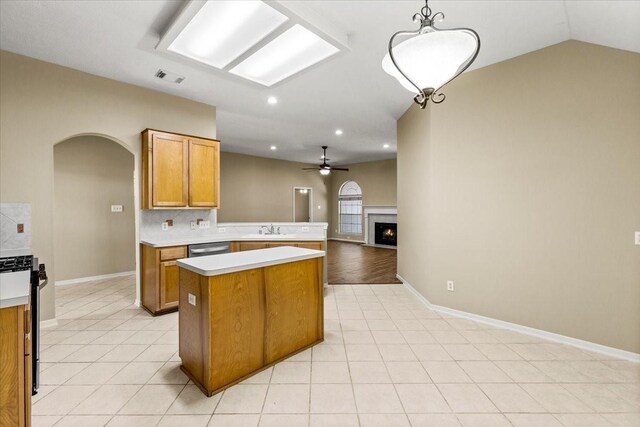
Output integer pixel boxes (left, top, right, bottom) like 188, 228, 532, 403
176, 246, 325, 396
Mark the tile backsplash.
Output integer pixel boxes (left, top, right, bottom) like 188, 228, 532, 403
140, 209, 218, 241
0, 203, 31, 252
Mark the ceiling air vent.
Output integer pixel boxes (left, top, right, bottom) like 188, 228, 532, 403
155, 69, 185, 84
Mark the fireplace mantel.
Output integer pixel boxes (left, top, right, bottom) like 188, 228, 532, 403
363, 205, 397, 246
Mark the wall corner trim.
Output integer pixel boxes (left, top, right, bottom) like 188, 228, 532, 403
55, 271, 136, 287
396, 274, 640, 363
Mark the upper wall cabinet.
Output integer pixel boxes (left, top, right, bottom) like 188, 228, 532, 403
142, 129, 220, 209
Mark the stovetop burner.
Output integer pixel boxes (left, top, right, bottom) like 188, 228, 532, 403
0, 255, 34, 273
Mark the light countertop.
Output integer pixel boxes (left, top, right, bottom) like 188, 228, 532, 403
140, 233, 325, 248
0, 270, 30, 309
176, 246, 325, 276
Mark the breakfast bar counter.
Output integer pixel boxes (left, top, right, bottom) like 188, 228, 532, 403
176, 246, 325, 396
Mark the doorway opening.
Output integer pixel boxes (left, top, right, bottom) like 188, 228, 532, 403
53, 135, 136, 310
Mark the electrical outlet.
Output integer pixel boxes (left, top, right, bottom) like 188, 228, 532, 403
635, 231, 640, 245
302, 226, 309, 232
111, 205, 123, 213
190, 221, 197, 230
199, 220, 210, 229
447, 281, 455, 292
218, 227, 226, 233
188, 293, 196, 306
162, 222, 169, 231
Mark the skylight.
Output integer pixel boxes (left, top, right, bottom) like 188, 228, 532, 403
229, 24, 340, 86
167, 1, 288, 69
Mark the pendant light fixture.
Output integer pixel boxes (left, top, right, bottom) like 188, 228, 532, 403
382, 0, 480, 108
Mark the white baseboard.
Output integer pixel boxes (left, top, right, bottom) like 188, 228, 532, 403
396, 274, 640, 363
328, 237, 365, 244
134, 299, 141, 308
40, 318, 59, 329
55, 271, 135, 286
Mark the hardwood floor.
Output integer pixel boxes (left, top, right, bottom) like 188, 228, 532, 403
327, 240, 401, 284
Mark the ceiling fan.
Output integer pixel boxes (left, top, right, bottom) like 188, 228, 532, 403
302, 146, 349, 175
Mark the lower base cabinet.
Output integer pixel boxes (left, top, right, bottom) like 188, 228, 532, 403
141, 240, 324, 316
0, 304, 31, 427
232, 241, 323, 252
141, 245, 186, 315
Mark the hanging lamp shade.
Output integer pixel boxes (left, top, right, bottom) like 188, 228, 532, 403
382, 0, 480, 108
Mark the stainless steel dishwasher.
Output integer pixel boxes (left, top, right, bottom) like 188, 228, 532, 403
188, 241, 231, 257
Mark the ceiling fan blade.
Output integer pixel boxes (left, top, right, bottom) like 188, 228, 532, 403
331, 167, 350, 171
301, 167, 320, 170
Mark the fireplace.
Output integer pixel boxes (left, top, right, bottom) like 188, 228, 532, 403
374, 222, 397, 246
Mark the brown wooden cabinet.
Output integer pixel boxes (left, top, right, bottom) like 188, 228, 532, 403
233, 241, 324, 252
179, 256, 323, 396
142, 129, 220, 209
0, 304, 31, 427
141, 244, 187, 315
236, 241, 269, 251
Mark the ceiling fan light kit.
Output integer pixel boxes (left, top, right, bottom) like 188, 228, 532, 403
302, 146, 349, 175
382, 0, 480, 108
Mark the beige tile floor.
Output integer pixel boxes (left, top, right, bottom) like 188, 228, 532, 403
33, 275, 639, 427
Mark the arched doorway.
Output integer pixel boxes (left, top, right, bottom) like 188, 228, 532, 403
53, 134, 138, 309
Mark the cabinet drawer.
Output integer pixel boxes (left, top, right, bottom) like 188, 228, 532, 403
159, 246, 187, 261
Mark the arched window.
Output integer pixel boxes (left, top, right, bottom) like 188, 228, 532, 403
338, 181, 363, 235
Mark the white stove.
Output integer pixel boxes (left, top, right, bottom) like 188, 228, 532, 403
0, 252, 33, 309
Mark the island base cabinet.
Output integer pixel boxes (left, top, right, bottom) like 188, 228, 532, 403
179, 257, 323, 396
179, 268, 265, 394
264, 259, 323, 363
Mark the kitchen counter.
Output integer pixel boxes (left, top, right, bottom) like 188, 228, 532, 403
177, 246, 324, 276
178, 246, 324, 396
140, 233, 324, 248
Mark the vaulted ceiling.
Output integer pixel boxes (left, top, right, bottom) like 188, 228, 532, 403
1, 1, 638, 164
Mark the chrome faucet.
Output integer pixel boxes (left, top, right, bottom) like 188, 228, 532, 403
261, 224, 276, 235
260, 224, 281, 235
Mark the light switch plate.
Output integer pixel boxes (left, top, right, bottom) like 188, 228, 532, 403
111, 205, 123, 213
188, 293, 196, 306
218, 227, 226, 233
635, 231, 640, 245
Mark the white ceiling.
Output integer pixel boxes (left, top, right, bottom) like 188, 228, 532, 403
1, 1, 639, 165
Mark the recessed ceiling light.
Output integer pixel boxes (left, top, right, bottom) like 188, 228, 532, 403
229, 24, 340, 86
335, 129, 343, 136
270, 145, 277, 150
167, 1, 288, 69
267, 96, 278, 105
383, 144, 390, 149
